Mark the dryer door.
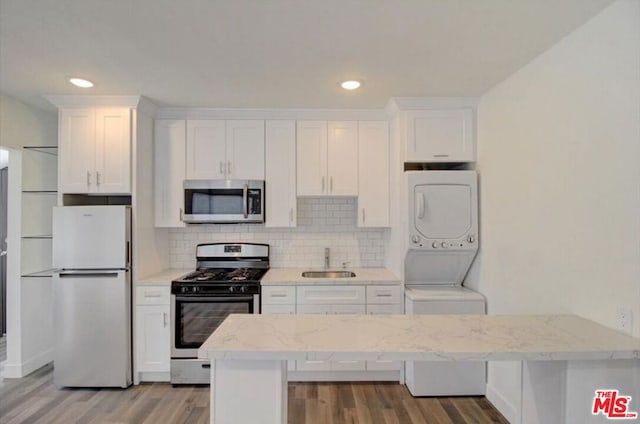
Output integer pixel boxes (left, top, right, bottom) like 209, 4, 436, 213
414, 182, 472, 239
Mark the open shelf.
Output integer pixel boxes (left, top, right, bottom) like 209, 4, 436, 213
23, 146, 58, 156
21, 269, 55, 278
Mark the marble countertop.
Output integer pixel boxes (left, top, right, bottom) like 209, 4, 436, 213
198, 314, 640, 362
261, 268, 401, 285
136, 269, 191, 286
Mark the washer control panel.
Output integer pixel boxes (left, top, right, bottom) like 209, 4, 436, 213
410, 233, 477, 250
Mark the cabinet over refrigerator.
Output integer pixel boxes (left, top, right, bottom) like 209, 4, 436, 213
52, 205, 132, 388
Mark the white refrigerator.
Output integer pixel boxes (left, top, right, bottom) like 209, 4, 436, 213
52, 205, 132, 388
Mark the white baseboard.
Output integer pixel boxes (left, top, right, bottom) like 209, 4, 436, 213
137, 371, 170, 383
486, 383, 519, 424
1, 349, 53, 379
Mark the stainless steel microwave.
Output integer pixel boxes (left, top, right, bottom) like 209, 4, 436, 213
182, 180, 264, 224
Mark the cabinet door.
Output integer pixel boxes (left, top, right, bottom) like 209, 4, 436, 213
327, 121, 358, 196
186, 120, 226, 179
154, 120, 186, 227
357, 121, 389, 227
59, 108, 95, 193
265, 120, 296, 227
407, 109, 475, 162
296, 303, 366, 371
226, 120, 265, 180
95, 108, 131, 194
136, 304, 170, 373
296, 121, 327, 196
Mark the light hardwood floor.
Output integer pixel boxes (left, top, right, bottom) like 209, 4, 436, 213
0, 364, 509, 423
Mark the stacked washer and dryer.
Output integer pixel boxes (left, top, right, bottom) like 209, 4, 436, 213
404, 170, 486, 396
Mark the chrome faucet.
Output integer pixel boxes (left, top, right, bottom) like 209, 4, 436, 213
324, 248, 330, 269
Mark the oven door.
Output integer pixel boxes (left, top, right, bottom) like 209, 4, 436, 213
171, 294, 259, 358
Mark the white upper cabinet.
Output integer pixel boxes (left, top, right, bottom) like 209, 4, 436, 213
226, 120, 265, 180
154, 120, 186, 228
357, 121, 389, 227
406, 109, 475, 162
265, 120, 297, 227
296, 121, 357, 196
186, 120, 226, 179
186, 120, 265, 180
59, 107, 131, 194
327, 121, 358, 196
296, 121, 327, 196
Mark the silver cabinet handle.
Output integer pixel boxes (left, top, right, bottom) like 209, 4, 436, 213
96, 171, 101, 186
289, 208, 293, 223
179, 208, 183, 221
321, 177, 325, 193
363, 208, 366, 223
330, 176, 333, 193
163, 312, 168, 328
220, 161, 224, 175
227, 161, 231, 175
87, 171, 92, 186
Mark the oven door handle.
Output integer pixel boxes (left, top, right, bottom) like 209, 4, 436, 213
243, 183, 249, 219
174, 295, 255, 302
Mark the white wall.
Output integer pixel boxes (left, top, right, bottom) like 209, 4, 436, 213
474, 0, 640, 421
0, 94, 57, 149
168, 198, 386, 269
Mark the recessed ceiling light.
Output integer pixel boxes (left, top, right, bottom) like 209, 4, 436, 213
69, 77, 94, 88
341, 80, 361, 90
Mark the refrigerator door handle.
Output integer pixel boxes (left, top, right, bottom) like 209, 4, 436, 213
126, 241, 131, 267
57, 271, 121, 278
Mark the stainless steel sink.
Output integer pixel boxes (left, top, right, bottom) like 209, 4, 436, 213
301, 270, 357, 278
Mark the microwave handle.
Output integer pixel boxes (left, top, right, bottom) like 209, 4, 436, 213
243, 183, 249, 218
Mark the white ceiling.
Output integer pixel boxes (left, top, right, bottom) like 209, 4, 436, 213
0, 0, 614, 111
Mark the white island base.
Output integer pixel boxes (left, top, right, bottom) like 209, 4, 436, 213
199, 314, 640, 424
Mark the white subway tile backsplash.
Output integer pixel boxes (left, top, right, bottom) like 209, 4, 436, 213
168, 198, 386, 269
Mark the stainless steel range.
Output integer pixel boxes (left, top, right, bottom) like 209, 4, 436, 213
170, 242, 269, 385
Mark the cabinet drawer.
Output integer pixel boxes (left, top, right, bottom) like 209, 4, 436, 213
366, 304, 403, 314
297, 304, 365, 314
297, 285, 365, 305
262, 305, 296, 314
136, 286, 170, 305
262, 286, 296, 305
366, 285, 403, 304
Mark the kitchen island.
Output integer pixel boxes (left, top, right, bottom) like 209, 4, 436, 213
198, 314, 640, 424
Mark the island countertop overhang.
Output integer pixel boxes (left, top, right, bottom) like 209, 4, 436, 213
198, 314, 640, 362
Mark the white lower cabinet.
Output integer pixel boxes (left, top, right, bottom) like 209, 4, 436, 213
135, 286, 171, 381
366, 286, 403, 371
260, 286, 296, 371
261, 283, 403, 378
296, 302, 366, 371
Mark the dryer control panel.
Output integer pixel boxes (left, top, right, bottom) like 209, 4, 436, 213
408, 170, 478, 251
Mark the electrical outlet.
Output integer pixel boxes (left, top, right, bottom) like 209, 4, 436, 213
616, 307, 633, 334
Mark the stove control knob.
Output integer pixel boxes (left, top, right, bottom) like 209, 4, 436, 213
229, 286, 236, 293
182, 287, 189, 294
441, 242, 448, 248
467, 235, 475, 243
240, 286, 247, 293
193, 286, 199, 294
411, 235, 421, 244
432, 242, 438, 248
